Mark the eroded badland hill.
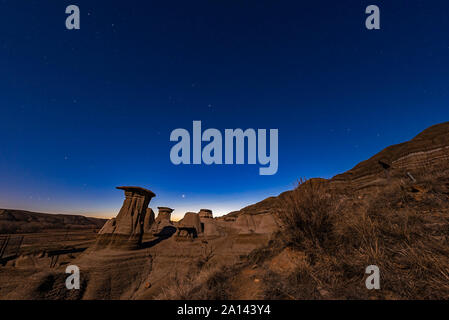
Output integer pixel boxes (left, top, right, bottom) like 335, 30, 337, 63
1, 122, 449, 299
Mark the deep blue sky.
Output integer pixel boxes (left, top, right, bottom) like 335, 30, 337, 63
1, 1, 448, 218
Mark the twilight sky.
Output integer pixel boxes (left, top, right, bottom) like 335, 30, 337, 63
1, 0, 449, 219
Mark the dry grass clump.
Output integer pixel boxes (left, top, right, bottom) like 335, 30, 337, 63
156, 245, 238, 300
156, 264, 236, 300
259, 173, 449, 299
275, 178, 338, 249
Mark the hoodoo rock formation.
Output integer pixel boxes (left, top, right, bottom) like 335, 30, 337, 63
150, 207, 176, 236
143, 208, 155, 233
198, 209, 213, 219
198, 209, 221, 237
156, 207, 173, 220
96, 186, 156, 249
176, 212, 202, 239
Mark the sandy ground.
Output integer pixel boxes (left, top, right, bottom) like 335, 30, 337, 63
0, 226, 270, 299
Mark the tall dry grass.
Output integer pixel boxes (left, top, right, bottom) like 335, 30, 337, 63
260, 173, 449, 299
275, 178, 338, 249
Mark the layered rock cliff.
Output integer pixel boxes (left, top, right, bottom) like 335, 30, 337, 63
225, 122, 449, 219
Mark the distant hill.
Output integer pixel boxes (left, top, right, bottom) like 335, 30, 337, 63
0, 209, 107, 234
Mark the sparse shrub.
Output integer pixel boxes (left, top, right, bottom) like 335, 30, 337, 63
247, 239, 280, 265
261, 268, 320, 300
195, 245, 215, 269
157, 265, 235, 300
276, 178, 337, 249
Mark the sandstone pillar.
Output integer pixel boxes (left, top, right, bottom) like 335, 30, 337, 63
199, 209, 213, 219
157, 207, 173, 220
143, 208, 155, 234
176, 212, 202, 239
150, 207, 175, 236
96, 186, 155, 249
